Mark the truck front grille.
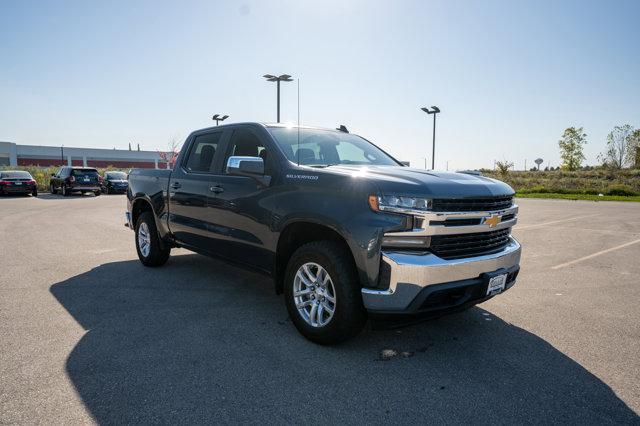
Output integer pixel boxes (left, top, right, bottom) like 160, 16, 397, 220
431, 196, 513, 212
429, 228, 511, 259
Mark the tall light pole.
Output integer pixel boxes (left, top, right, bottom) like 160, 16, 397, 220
420, 106, 440, 170
212, 114, 229, 126
263, 74, 293, 123
61, 145, 64, 165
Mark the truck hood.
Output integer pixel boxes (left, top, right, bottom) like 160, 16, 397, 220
321, 165, 514, 198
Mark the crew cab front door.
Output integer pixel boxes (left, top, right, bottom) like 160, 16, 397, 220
205, 127, 276, 272
167, 130, 226, 249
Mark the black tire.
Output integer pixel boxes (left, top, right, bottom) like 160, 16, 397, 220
106, 186, 111, 194
50, 183, 57, 195
32, 189, 38, 197
62, 184, 69, 196
135, 211, 170, 267
94, 190, 101, 196
284, 241, 366, 345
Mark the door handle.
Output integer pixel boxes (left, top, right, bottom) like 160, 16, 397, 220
209, 185, 224, 194
170, 182, 181, 189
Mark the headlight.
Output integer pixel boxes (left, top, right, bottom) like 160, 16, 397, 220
369, 194, 432, 214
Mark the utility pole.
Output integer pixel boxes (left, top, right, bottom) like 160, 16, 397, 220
420, 106, 440, 170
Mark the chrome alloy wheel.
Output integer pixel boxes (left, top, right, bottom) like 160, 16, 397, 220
293, 262, 336, 328
138, 222, 151, 257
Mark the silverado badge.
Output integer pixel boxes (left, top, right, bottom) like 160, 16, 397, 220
483, 214, 502, 228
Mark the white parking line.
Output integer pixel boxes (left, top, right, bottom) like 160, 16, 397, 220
516, 214, 600, 230
551, 239, 640, 270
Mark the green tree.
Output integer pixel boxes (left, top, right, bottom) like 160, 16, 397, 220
599, 124, 637, 169
558, 127, 587, 171
631, 129, 640, 168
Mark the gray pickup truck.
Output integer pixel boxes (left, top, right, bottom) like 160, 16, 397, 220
126, 122, 521, 344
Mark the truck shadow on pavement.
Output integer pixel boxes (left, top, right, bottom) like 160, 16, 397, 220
50, 254, 638, 424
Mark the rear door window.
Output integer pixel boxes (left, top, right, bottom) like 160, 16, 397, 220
184, 132, 223, 173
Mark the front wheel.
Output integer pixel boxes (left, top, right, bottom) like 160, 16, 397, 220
50, 183, 57, 195
135, 211, 170, 267
284, 241, 366, 345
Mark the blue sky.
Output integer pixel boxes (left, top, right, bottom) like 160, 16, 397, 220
1, 0, 638, 170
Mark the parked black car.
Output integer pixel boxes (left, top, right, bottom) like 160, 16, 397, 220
0, 171, 38, 196
102, 171, 129, 194
49, 167, 102, 196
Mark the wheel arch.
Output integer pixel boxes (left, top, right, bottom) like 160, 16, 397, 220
274, 221, 358, 295
131, 196, 154, 227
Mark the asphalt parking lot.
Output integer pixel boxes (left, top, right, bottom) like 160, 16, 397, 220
0, 194, 638, 424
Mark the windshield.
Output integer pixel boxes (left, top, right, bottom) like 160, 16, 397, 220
106, 172, 127, 180
0, 171, 32, 179
268, 127, 399, 167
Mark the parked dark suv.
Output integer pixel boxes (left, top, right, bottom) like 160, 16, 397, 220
0, 171, 38, 196
50, 167, 102, 196
101, 171, 129, 194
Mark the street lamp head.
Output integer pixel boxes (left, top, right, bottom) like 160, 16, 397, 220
263, 73, 294, 82
421, 106, 441, 114
212, 114, 229, 125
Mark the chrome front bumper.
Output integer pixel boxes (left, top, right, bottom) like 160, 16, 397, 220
361, 237, 521, 312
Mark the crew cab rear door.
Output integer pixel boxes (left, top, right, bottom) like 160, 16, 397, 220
167, 130, 227, 248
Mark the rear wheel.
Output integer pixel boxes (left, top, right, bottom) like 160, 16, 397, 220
94, 190, 101, 196
32, 188, 38, 197
284, 241, 366, 345
135, 211, 170, 267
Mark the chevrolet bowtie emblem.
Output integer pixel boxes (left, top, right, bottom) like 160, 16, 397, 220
483, 214, 502, 228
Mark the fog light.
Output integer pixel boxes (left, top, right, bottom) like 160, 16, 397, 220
382, 236, 431, 249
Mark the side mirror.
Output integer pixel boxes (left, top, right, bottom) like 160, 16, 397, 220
226, 156, 270, 186
226, 156, 264, 176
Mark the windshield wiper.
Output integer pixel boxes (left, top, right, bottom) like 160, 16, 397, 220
307, 164, 337, 168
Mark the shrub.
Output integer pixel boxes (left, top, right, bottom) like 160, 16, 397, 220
605, 184, 637, 196
495, 160, 513, 178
